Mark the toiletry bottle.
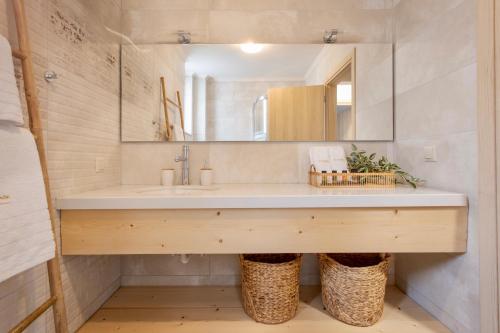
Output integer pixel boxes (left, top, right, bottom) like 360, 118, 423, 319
342, 170, 348, 184
335, 170, 342, 183
316, 169, 322, 186
321, 171, 327, 186
200, 160, 213, 186
327, 170, 333, 185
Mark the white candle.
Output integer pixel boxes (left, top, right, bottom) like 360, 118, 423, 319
200, 169, 213, 186
161, 169, 175, 186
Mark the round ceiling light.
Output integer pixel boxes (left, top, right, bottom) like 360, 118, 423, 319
240, 42, 264, 54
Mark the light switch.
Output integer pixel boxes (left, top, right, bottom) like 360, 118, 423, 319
424, 146, 437, 162
95, 157, 105, 173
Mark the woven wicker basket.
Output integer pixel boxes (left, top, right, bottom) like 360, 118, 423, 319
240, 254, 302, 324
319, 253, 390, 327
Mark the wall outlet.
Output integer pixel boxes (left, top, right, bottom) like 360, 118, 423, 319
424, 146, 437, 162
95, 157, 105, 173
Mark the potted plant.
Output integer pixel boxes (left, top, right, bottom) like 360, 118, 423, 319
346, 145, 422, 188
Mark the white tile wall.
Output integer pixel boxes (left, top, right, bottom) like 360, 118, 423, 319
121, 0, 393, 44
121, 142, 391, 186
0, 0, 122, 332
393, 1, 479, 332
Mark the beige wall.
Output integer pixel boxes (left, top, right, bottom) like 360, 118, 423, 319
122, 0, 393, 44
392, 0, 479, 332
0, 0, 122, 332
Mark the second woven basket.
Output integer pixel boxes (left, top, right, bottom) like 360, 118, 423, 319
240, 254, 302, 324
319, 253, 390, 327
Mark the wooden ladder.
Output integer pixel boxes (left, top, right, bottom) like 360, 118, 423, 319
8, 0, 69, 332
160, 76, 185, 141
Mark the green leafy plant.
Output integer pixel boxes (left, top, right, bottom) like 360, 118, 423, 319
346, 144, 423, 188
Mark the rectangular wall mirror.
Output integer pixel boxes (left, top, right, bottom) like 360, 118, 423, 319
120, 43, 393, 142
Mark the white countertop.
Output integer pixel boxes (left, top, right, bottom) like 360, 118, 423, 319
56, 184, 467, 210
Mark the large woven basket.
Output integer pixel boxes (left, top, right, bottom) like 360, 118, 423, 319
240, 254, 302, 324
319, 253, 390, 327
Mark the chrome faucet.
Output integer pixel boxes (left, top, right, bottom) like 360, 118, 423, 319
175, 145, 190, 185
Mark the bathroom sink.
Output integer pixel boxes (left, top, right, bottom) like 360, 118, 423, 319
136, 185, 219, 195
171, 185, 219, 192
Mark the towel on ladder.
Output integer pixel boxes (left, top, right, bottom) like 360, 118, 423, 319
0, 35, 23, 126
0, 125, 55, 283
0, 30, 55, 284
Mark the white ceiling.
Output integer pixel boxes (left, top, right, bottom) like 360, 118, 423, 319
184, 44, 326, 81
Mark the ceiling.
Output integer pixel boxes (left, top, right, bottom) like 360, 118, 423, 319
184, 44, 325, 81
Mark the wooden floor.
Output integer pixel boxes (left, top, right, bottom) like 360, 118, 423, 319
78, 286, 451, 333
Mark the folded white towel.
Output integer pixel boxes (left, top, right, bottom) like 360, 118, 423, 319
0, 125, 55, 283
0, 35, 23, 126
309, 146, 331, 172
309, 146, 348, 172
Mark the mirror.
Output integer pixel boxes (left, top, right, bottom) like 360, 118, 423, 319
121, 44, 393, 142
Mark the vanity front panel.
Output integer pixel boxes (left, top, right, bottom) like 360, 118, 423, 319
61, 207, 467, 255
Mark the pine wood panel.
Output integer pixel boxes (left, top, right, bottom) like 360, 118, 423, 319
61, 207, 467, 255
103, 286, 243, 309
268, 85, 325, 141
77, 286, 451, 333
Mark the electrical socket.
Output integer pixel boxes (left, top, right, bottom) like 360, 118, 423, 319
424, 146, 437, 162
95, 157, 105, 173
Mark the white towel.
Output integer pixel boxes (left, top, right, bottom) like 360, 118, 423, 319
0, 35, 23, 126
0, 125, 55, 283
309, 146, 348, 172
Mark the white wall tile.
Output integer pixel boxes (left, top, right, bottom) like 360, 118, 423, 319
121, 1, 393, 44
393, 0, 479, 332
394, 0, 475, 95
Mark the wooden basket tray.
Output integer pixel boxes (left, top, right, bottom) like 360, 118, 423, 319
309, 168, 396, 188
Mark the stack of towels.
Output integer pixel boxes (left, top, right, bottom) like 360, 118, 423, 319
309, 146, 349, 173
0, 35, 55, 283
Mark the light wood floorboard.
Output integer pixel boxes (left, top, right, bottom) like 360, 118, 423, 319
78, 286, 451, 333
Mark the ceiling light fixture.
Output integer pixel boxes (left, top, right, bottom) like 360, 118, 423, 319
240, 42, 264, 54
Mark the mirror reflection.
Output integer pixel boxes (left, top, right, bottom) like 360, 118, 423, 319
121, 44, 393, 142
